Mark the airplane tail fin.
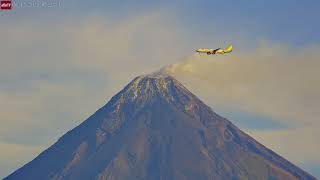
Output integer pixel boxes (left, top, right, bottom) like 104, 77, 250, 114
225, 45, 233, 52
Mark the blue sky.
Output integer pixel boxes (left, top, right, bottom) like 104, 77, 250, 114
3, 0, 320, 45
0, 0, 319, 178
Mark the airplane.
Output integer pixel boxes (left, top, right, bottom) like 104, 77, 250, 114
196, 45, 233, 55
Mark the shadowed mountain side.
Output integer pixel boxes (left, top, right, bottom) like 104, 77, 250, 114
5, 72, 315, 180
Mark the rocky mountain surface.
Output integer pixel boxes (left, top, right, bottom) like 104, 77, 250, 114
5, 72, 315, 180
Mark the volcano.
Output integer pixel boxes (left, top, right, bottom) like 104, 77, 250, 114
5, 73, 315, 180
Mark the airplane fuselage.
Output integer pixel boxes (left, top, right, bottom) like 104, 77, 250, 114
195, 45, 233, 55
196, 48, 220, 55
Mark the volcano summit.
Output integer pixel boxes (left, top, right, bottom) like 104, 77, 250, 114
5, 73, 315, 180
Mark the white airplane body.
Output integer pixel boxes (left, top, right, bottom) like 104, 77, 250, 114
196, 45, 233, 55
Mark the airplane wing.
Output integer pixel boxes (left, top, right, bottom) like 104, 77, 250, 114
212, 48, 221, 54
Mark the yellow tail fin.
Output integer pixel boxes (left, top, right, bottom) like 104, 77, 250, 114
224, 45, 233, 52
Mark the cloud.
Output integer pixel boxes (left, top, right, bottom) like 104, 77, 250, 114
163, 42, 320, 126
162, 42, 320, 166
1, 10, 183, 79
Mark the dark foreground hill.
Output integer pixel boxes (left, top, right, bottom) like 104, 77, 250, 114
5, 73, 315, 180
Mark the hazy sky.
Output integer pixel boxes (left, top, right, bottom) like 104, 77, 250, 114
0, 0, 319, 178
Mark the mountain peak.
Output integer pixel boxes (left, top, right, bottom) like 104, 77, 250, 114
114, 71, 195, 107
129, 71, 183, 93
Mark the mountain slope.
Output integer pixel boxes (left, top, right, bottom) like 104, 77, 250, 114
5, 73, 315, 180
